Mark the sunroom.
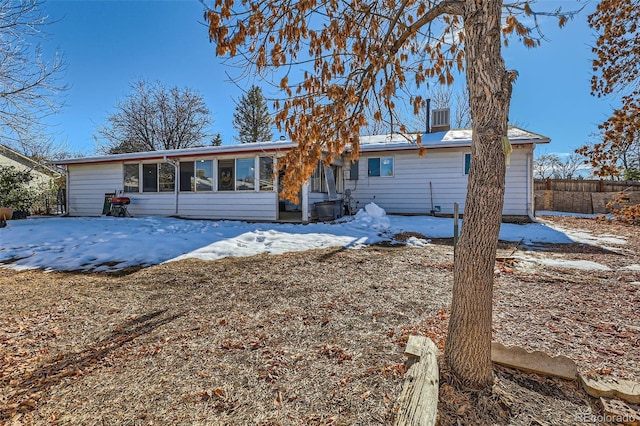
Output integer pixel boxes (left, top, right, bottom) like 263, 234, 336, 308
55, 141, 345, 222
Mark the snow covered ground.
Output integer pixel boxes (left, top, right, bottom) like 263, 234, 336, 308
0, 204, 624, 273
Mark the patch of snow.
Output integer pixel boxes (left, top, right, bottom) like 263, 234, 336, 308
404, 237, 430, 247
0, 203, 625, 273
533, 217, 627, 247
622, 264, 640, 271
364, 202, 386, 218
538, 258, 612, 271
536, 211, 603, 219
517, 252, 611, 271
561, 230, 626, 246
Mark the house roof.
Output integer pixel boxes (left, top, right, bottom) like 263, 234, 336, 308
53, 141, 297, 165
54, 127, 550, 165
356, 127, 550, 152
0, 144, 61, 176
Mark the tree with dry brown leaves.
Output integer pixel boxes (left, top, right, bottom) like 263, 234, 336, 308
577, 0, 640, 179
203, 0, 574, 390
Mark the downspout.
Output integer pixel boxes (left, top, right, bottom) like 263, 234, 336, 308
526, 150, 537, 223
301, 181, 310, 223
164, 156, 179, 216
64, 165, 70, 216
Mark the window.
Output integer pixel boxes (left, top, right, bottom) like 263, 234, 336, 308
179, 160, 213, 192
259, 157, 274, 191
142, 164, 158, 192
236, 158, 255, 190
158, 163, 175, 192
368, 157, 394, 177
218, 159, 235, 191
123, 164, 139, 193
311, 162, 343, 193
464, 153, 471, 175
311, 162, 324, 192
180, 161, 195, 192
195, 160, 213, 191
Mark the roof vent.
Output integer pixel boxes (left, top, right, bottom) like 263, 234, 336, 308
431, 108, 451, 132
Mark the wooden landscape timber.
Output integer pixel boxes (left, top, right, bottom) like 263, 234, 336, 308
490, 341, 578, 380
396, 338, 640, 425
394, 335, 439, 426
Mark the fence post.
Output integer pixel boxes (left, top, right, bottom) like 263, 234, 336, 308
453, 203, 459, 257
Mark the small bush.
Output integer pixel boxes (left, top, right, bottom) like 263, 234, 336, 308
0, 165, 38, 213
606, 191, 640, 225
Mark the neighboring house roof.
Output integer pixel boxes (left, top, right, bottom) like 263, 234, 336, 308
0, 144, 61, 176
53, 127, 550, 165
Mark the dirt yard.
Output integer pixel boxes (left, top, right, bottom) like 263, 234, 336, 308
1, 215, 639, 425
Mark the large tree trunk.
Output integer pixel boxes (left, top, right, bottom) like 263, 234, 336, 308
444, 0, 515, 390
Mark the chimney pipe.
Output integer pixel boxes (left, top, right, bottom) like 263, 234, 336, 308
426, 98, 431, 133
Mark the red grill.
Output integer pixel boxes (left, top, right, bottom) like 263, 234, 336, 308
109, 197, 131, 217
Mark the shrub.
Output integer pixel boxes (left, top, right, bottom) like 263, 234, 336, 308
0, 165, 38, 213
606, 191, 640, 225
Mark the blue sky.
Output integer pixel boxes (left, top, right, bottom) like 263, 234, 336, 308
41, 0, 615, 157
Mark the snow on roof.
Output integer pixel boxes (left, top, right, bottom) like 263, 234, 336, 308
442, 127, 549, 142
356, 127, 550, 152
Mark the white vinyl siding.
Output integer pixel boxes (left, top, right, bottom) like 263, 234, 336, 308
345, 147, 532, 216
503, 151, 530, 215
119, 192, 277, 220
66, 163, 123, 216
177, 192, 277, 220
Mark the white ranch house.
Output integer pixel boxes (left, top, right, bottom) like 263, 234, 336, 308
54, 127, 549, 222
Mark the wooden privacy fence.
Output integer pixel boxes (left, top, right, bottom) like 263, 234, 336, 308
535, 178, 640, 193
534, 179, 640, 214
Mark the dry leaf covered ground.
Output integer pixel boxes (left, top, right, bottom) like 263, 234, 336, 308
1, 215, 639, 425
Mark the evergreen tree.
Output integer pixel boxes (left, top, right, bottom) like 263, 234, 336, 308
232, 86, 273, 144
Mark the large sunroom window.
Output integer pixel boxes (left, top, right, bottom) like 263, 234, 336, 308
123, 164, 139, 192
158, 163, 175, 192
196, 160, 213, 191
142, 164, 158, 192
179, 161, 195, 191
181, 160, 214, 192
259, 157, 274, 191
218, 159, 235, 191
236, 158, 255, 191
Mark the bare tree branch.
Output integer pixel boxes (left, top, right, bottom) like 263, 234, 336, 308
95, 80, 214, 154
0, 0, 66, 157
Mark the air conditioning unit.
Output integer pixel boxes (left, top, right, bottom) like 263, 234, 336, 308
431, 108, 450, 129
